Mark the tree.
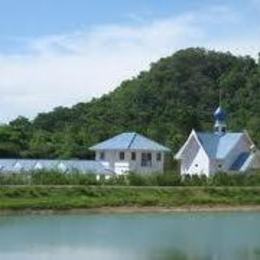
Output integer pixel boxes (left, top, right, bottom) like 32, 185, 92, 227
0, 48, 259, 158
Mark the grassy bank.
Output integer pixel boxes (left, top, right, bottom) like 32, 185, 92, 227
1, 186, 260, 210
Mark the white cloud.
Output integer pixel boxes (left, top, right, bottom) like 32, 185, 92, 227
0, 5, 258, 123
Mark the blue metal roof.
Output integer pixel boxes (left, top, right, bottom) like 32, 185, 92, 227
240, 153, 256, 172
196, 132, 244, 159
230, 152, 251, 171
89, 132, 171, 152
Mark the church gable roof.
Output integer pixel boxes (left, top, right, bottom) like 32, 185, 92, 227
89, 132, 171, 152
196, 132, 244, 159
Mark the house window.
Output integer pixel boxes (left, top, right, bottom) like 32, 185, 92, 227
156, 153, 162, 161
119, 152, 125, 160
141, 153, 152, 167
131, 152, 136, 161
195, 164, 198, 167
99, 152, 105, 160
218, 164, 222, 168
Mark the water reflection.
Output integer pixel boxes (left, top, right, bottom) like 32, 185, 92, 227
0, 212, 259, 260
149, 247, 260, 260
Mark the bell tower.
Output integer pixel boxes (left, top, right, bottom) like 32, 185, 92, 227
214, 106, 227, 135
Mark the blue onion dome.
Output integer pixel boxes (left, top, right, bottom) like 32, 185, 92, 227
214, 106, 226, 121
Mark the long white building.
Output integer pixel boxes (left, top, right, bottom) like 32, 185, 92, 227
0, 159, 113, 179
0, 132, 171, 176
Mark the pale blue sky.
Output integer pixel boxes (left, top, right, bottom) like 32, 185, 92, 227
0, 0, 259, 53
0, 0, 259, 122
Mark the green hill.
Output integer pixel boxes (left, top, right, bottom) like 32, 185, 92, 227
0, 48, 259, 159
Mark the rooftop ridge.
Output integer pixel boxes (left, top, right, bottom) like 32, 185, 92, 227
89, 132, 170, 151
195, 131, 246, 159
196, 131, 244, 134
127, 133, 137, 149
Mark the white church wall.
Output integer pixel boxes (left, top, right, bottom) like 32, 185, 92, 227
186, 147, 210, 176
179, 135, 209, 176
181, 136, 200, 171
209, 159, 225, 175
251, 153, 260, 169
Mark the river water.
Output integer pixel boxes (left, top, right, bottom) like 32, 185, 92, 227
0, 212, 259, 260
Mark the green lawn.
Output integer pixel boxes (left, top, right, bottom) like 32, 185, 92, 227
0, 186, 260, 210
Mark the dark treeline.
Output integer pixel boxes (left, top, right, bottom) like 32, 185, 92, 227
0, 48, 259, 159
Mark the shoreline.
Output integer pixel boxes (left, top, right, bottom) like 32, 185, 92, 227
1, 186, 260, 214
1, 205, 260, 215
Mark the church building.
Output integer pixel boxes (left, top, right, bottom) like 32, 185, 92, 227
175, 106, 260, 176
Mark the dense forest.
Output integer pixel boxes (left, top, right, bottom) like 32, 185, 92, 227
0, 48, 259, 159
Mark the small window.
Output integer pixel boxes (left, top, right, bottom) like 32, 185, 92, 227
141, 153, 152, 167
156, 153, 162, 161
218, 164, 222, 168
100, 152, 105, 160
195, 164, 198, 167
119, 152, 125, 160
131, 152, 136, 161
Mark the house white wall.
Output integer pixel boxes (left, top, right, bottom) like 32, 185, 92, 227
95, 150, 117, 170
95, 150, 165, 174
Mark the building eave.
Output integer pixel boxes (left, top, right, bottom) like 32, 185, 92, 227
243, 130, 257, 150
175, 129, 210, 161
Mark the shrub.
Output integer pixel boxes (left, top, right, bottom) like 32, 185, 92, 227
0, 170, 260, 187
128, 172, 149, 186
156, 173, 182, 186
0, 173, 29, 185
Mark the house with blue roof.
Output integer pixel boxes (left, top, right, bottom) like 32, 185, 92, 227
0, 133, 170, 176
175, 106, 260, 176
89, 132, 171, 174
